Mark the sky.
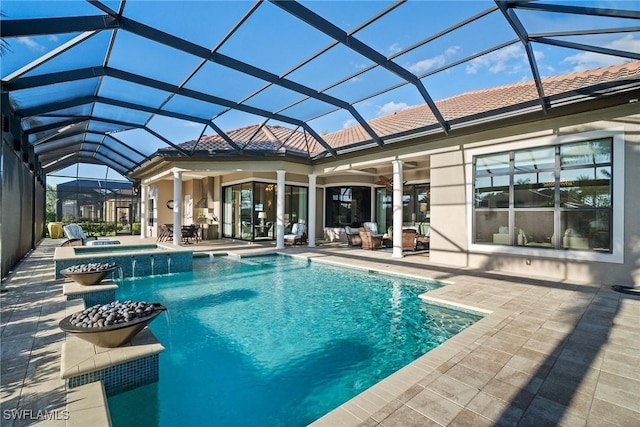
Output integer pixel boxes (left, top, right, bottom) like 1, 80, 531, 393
2, 0, 638, 185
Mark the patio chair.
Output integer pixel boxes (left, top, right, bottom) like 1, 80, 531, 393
60, 224, 97, 246
344, 226, 362, 247
284, 223, 307, 245
359, 228, 383, 250
157, 224, 173, 242
181, 224, 200, 244
402, 229, 417, 251
363, 222, 381, 235
416, 222, 430, 250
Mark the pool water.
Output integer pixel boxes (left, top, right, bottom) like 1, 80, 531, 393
108, 255, 481, 426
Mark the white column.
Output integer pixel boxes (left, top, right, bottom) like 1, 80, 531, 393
276, 169, 286, 249
392, 160, 404, 258
173, 171, 182, 246
308, 174, 316, 247
140, 184, 148, 239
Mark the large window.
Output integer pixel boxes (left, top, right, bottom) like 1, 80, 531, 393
325, 187, 371, 227
376, 184, 430, 234
222, 182, 307, 241
473, 138, 612, 252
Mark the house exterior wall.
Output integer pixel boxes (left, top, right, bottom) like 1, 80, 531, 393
429, 104, 640, 286
154, 180, 175, 237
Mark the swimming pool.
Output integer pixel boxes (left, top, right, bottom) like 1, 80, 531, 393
108, 255, 481, 426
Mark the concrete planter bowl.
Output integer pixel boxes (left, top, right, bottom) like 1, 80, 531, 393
59, 302, 167, 348
60, 263, 119, 286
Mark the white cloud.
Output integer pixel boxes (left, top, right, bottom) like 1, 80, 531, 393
408, 55, 445, 74
533, 49, 545, 61
185, 122, 202, 127
377, 101, 411, 116
563, 35, 640, 71
388, 42, 402, 55
342, 118, 358, 129
445, 46, 461, 57
407, 45, 460, 74
466, 44, 525, 74
17, 37, 45, 52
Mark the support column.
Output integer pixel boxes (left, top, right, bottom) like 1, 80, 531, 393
173, 171, 182, 246
140, 184, 148, 239
276, 170, 285, 250
392, 160, 404, 258
308, 174, 316, 247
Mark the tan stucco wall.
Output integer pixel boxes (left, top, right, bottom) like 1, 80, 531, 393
429, 105, 640, 286
154, 180, 174, 236
429, 150, 469, 267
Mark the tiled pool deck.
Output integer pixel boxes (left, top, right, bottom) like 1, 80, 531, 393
1, 237, 639, 426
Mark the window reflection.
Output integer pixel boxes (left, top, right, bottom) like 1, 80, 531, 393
559, 167, 611, 208
475, 153, 510, 175
473, 137, 613, 253
513, 171, 555, 208
475, 175, 509, 208
514, 146, 555, 171
560, 139, 611, 166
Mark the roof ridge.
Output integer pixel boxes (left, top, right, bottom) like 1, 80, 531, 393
260, 125, 280, 143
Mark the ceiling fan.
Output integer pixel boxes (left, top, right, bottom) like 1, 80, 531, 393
374, 176, 406, 191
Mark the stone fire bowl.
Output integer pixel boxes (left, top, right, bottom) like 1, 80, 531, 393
60, 265, 119, 286
59, 304, 167, 348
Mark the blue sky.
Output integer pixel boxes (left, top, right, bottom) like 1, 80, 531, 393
2, 0, 638, 184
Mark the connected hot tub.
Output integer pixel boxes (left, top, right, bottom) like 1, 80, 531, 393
54, 243, 193, 279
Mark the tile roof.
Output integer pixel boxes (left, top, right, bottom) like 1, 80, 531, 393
171, 61, 640, 158
325, 60, 640, 150
171, 124, 323, 156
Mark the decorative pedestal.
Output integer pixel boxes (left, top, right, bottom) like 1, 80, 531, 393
63, 280, 118, 307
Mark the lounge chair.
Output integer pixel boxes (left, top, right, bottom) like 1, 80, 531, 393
359, 228, 383, 250
284, 223, 306, 245
61, 224, 119, 246
60, 224, 97, 246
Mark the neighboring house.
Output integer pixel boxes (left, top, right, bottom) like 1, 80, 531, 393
55, 179, 138, 223
131, 61, 640, 286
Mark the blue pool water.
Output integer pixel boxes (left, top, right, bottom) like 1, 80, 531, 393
108, 255, 481, 426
